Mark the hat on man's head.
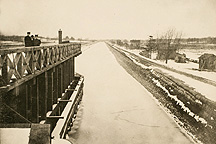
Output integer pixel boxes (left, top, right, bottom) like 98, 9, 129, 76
35, 34, 38, 37
27, 32, 30, 34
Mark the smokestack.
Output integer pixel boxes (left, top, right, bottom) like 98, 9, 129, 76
58, 29, 62, 44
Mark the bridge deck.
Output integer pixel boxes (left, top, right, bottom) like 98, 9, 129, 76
69, 42, 193, 144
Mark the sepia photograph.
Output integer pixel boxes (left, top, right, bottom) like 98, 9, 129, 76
0, 0, 216, 144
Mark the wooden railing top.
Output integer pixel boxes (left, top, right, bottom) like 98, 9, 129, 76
0, 43, 80, 55
0, 43, 82, 89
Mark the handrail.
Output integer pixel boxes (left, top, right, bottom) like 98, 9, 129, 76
0, 43, 81, 87
0, 43, 80, 54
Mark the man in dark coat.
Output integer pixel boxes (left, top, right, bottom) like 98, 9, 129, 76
31, 35, 35, 46
24, 32, 32, 47
33, 35, 41, 46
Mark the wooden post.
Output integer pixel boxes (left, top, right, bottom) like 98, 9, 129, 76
17, 84, 27, 118
2, 54, 8, 85
71, 57, 75, 81
47, 69, 53, 111
63, 62, 66, 90
29, 51, 34, 73
27, 82, 32, 121
53, 67, 58, 104
25, 84, 29, 120
38, 72, 48, 120
68, 59, 71, 82
60, 64, 63, 94
0, 88, 3, 123
32, 78, 39, 123
58, 66, 62, 98
17, 53, 23, 78
65, 60, 69, 87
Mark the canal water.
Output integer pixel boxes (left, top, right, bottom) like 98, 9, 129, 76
68, 42, 193, 144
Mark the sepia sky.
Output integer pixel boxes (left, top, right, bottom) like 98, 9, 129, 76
0, 0, 216, 39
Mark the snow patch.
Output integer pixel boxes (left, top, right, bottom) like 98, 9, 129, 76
151, 78, 208, 125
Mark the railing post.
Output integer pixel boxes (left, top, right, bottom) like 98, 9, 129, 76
17, 53, 23, 78
60, 64, 64, 94
17, 83, 27, 118
2, 54, 8, 84
47, 69, 53, 111
53, 67, 58, 104
57, 65, 62, 98
29, 51, 34, 74
32, 78, 39, 123
63, 62, 67, 90
27, 81, 32, 121
65, 60, 69, 87
71, 57, 75, 81
38, 72, 48, 121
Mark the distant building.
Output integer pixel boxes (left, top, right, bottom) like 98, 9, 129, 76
199, 53, 216, 71
130, 40, 141, 49
116, 40, 123, 46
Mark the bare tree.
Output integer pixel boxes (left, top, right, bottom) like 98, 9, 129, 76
156, 29, 182, 64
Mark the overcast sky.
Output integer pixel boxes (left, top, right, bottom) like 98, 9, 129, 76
0, 0, 215, 39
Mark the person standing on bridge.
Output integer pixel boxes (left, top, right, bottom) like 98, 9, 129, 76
33, 34, 41, 46
24, 32, 32, 47
31, 35, 35, 46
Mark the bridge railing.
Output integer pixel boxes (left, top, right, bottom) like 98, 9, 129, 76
0, 42, 84, 143
0, 43, 81, 90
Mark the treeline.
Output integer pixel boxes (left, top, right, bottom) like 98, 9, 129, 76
181, 37, 216, 44
0, 35, 24, 42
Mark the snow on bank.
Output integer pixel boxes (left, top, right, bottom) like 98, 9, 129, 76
151, 78, 208, 125
128, 49, 216, 83
111, 44, 216, 102
154, 67, 216, 101
121, 49, 208, 125
179, 48, 216, 61
109, 44, 202, 144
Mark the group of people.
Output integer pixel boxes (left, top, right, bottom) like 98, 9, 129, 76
24, 32, 41, 47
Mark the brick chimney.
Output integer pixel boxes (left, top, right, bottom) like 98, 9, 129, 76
58, 29, 62, 44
